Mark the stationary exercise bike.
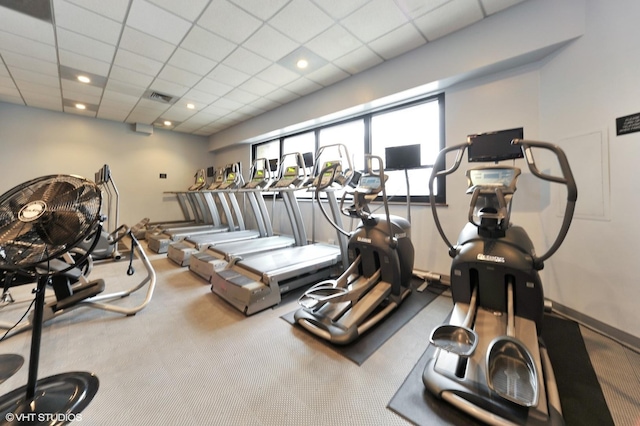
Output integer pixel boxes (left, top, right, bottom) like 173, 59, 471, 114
422, 137, 577, 425
294, 153, 414, 345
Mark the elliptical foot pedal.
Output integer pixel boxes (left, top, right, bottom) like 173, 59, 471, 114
51, 279, 106, 312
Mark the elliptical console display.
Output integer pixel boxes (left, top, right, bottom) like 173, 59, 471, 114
422, 136, 577, 425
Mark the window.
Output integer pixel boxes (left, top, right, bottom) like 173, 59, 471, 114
371, 100, 442, 202
251, 93, 444, 203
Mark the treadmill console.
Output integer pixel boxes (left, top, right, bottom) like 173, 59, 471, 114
272, 165, 301, 188
244, 169, 268, 190
218, 171, 238, 190
317, 160, 342, 188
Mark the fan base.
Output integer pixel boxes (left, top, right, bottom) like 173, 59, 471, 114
0, 372, 98, 426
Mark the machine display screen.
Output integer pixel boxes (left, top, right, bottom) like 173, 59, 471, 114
468, 168, 516, 187
385, 144, 421, 170
359, 176, 381, 190
467, 127, 524, 162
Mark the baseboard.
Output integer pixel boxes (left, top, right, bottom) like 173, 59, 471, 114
551, 302, 640, 353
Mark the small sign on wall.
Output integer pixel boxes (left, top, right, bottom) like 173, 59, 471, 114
616, 112, 640, 136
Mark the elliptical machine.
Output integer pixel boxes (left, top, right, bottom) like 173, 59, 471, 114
422, 137, 577, 425
294, 152, 414, 345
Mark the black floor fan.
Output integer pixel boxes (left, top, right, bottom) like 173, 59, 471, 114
0, 175, 103, 425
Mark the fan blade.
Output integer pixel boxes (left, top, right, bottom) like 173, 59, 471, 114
0, 219, 33, 243
35, 210, 81, 246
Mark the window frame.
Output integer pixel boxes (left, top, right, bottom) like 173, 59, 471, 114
251, 92, 445, 204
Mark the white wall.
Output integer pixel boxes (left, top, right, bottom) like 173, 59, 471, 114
0, 103, 214, 227
204, 0, 640, 341
537, 0, 640, 338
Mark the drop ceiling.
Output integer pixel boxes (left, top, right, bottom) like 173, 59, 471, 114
0, 0, 526, 136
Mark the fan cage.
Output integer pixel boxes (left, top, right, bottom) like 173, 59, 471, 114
0, 175, 102, 271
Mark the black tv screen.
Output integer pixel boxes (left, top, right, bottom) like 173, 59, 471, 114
385, 144, 421, 170
206, 166, 215, 177
467, 127, 524, 162
268, 159, 278, 172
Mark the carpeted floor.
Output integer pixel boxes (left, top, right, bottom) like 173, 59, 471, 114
0, 242, 637, 425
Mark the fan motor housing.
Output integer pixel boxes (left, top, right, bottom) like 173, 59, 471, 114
18, 200, 47, 222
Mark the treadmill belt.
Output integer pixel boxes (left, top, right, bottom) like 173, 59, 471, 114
281, 278, 442, 365
387, 314, 614, 426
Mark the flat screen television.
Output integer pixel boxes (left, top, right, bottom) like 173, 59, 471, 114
467, 127, 524, 162
385, 144, 421, 170
268, 159, 278, 172
206, 166, 215, 178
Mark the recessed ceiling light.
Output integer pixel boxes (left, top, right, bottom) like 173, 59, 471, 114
77, 75, 91, 83
296, 59, 309, 69
75, 103, 86, 110
164, 120, 172, 126
187, 103, 195, 109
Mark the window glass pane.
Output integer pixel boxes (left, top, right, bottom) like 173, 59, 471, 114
255, 140, 279, 164
371, 100, 440, 197
318, 120, 365, 172
282, 132, 315, 160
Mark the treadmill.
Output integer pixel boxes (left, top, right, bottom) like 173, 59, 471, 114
167, 161, 270, 266
189, 158, 297, 281
147, 167, 237, 253
209, 149, 351, 315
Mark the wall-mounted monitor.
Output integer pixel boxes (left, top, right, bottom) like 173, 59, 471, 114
467, 127, 524, 162
385, 144, 422, 170
268, 159, 278, 172
206, 166, 215, 177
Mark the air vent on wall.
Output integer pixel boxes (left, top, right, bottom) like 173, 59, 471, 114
143, 90, 177, 105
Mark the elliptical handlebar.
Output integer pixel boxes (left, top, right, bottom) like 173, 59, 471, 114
429, 142, 471, 255
429, 139, 578, 264
513, 139, 578, 266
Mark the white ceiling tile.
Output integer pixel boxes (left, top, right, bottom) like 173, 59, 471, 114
210, 97, 244, 112
0, 31, 57, 62
268, 0, 334, 43
61, 88, 102, 104
148, 78, 189, 98
119, 27, 176, 63
182, 111, 221, 125
224, 88, 260, 104
25, 98, 63, 111
481, 0, 526, 16
306, 24, 362, 61
105, 78, 148, 98
126, 0, 192, 45
113, 49, 164, 77
56, 28, 116, 63
311, 0, 369, 19
202, 103, 233, 117
167, 48, 217, 76
393, 0, 450, 19
157, 65, 202, 87
65, 0, 130, 22
9, 68, 60, 88
21, 88, 61, 104
15, 81, 60, 98
61, 79, 104, 97
368, 23, 426, 60
0, 6, 55, 45
264, 87, 300, 104
239, 77, 278, 97
229, 0, 290, 20
180, 26, 237, 62
254, 63, 299, 87
0, 93, 24, 105
161, 104, 198, 121
1, 51, 58, 76
340, 0, 409, 42
97, 106, 130, 122
58, 49, 111, 75
305, 63, 350, 86
283, 77, 323, 96
332, 45, 383, 74
101, 89, 140, 105
194, 78, 234, 97
127, 107, 163, 124
414, 0, 484, 41
250, 97, 282, 112
198, 1, 263, 44
53, 0, 122, 45
136, 98, 170, 112
206, 64, 251, 87
108, 65, 155, 87
182, 88, 219, 105
242, 25, 298, 62
64, 106, 96, 117
222, 47, 271, 76
0, 77, 19, 94
147, 0, 210, 21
